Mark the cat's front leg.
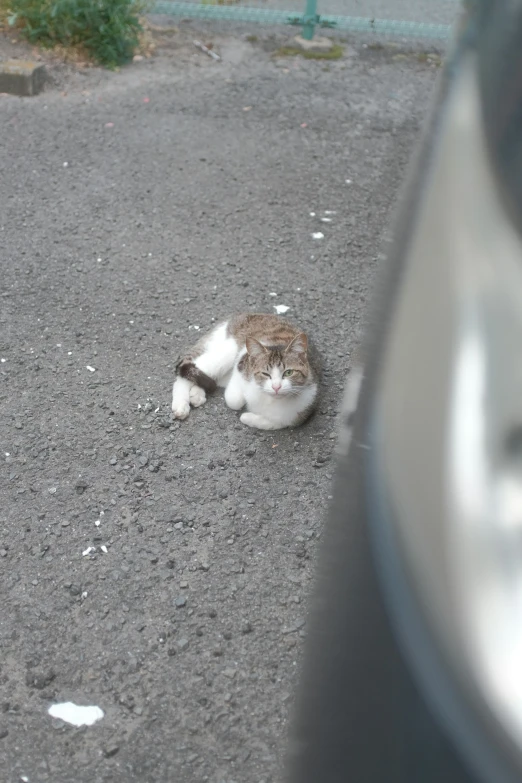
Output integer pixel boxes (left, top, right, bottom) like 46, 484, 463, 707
224, 373, 246, 410
172, 378, 191, 420
240, 412, 285, 430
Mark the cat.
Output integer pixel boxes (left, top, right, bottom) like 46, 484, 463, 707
171, 313, 321, 430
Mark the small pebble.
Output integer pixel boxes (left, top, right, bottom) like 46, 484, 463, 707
103, 744, 120, 758
174, 596, 187, 608
75, 480, 88, 494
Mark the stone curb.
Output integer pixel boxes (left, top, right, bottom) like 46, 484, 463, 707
0, 60, 46, 96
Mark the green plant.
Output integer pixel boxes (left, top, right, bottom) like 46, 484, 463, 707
0, 0, 11, 25
8, 0, 144, 67
274, 44, 344, 61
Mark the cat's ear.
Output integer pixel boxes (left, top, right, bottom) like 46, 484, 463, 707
285, 333, 308, 358
246, 337, 268, 359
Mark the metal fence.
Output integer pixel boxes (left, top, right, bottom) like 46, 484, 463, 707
152, 0, 459, 42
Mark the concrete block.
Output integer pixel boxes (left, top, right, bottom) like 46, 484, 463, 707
0, 60, 46, 97
290, 35, 334, 53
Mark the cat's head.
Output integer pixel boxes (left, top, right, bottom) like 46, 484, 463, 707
245, 333, 311, 396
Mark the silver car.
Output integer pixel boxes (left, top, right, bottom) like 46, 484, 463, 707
288, 2, 522, 781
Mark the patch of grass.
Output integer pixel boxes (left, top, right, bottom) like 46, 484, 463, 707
419, 51, 442, 66
392, 50, 442, 66
246, 34, 258, 43
274, 43, 343, 61
0, 0, 11, 26
6, 0, 148, 67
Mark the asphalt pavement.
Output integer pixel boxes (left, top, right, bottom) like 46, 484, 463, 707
1, 27, 439, 783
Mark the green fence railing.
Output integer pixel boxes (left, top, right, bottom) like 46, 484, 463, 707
152, 0, 454, 42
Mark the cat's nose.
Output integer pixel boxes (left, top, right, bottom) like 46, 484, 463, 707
272, 382, 282, 393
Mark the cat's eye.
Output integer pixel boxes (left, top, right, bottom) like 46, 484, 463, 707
283, 369, 295, 377
261, 372, 271, 378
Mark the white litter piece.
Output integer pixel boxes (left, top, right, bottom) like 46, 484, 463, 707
274, 305, 290, 315
345, 179, 352, 184
100, 545, 108, 554
95, 520, 101, 527
189, 325, 200, 331
63, 162, 69, 168
86, 366, 96, 373
269, 292, 277, 297
309, 212, 316, 217
320, 218, 332, 223
82, 547, 94, 557
324, 210, 336, 215
1, 358, 6, 363
312, 232, 324, 240
48, 702, 104, 727
194, 40, 221, 61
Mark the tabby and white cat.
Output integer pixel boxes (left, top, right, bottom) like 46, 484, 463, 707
172, 313, 320, 430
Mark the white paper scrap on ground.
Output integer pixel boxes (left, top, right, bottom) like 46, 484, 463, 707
312, 232, 324, 239
48, 702, 104, 727
273, 305, 290, 314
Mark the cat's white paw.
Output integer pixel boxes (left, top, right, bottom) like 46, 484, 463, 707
172, 401, 190, 420
189, 386, 206, 408
239, 412, 269, 429
224, 389, 245, 410
240, 412, 256, 427
240, 412, 284, 430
